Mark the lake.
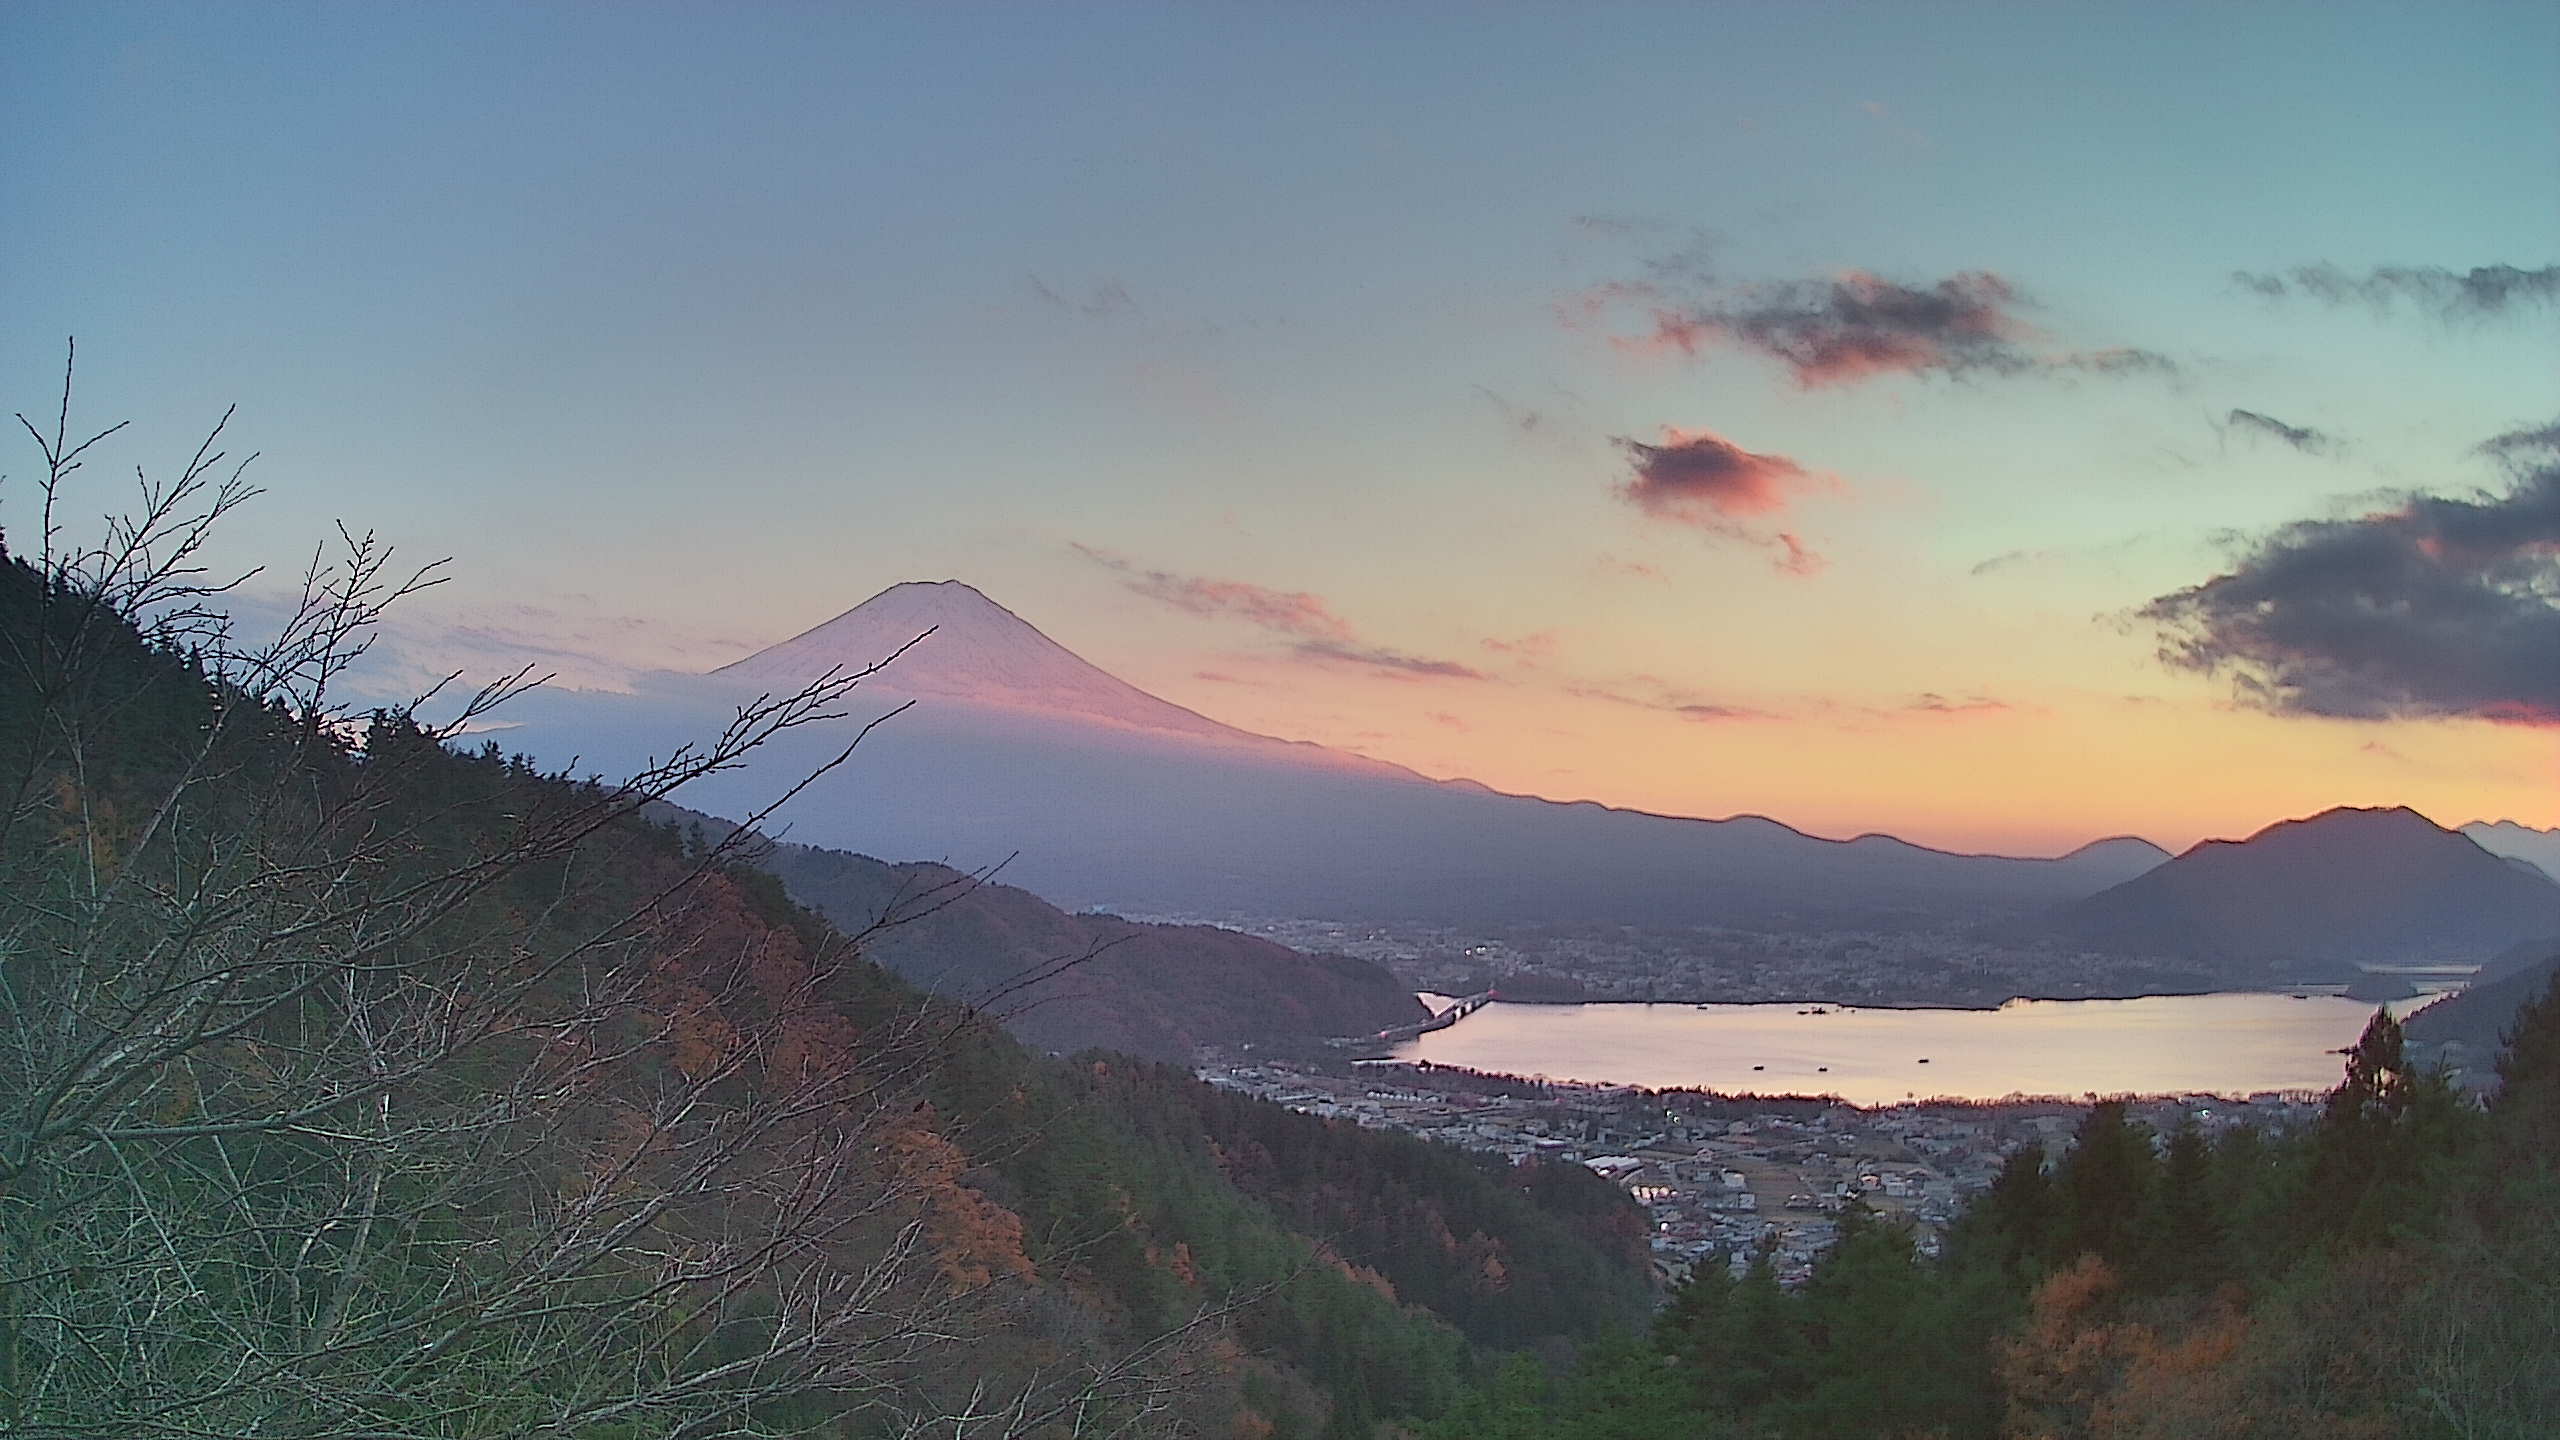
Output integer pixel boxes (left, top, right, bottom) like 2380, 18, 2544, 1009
1387, 992, 2432, 1105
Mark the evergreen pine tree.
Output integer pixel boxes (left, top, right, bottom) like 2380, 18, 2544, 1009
1723, 1235, 1807, 1415
2057, 1100, 2154, 1266
2137, 1117, 2224, 1294
1970, 1144, 2059, 1276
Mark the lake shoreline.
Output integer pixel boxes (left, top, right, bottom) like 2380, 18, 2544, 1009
1440, 983, 2399, 1018
1385, 991, 2418, 1106
1350, 1054, 2332, 1114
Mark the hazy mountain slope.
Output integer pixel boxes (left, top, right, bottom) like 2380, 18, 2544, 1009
2406, 943, 2560, 1064
497, 582, 2167, 931
2464, 819, 2560, 881
2040, 807, 2560, 976
657, 804, 1428, 1058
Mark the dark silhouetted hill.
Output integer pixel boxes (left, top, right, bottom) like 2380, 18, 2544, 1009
2407, 937, 2560, 1064
654, 803, 1425, 1059
2039, 806, 2560, 979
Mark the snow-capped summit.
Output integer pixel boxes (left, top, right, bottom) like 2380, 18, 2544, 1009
710, 580, 1252, 744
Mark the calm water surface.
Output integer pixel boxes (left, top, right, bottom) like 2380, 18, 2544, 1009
1389, 993, 2427, 1105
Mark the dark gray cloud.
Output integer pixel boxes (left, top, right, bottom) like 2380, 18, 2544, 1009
1635, 229, 1722, 288
1624, 270, 2176, 387
1969, 532, 2162, 579
2480, 419, 2560, 463
1969, 547, 2051, 577
1471, 385, 1543, 434
1028, 274, 1136, 318
2231, 262, 2560, 319
2075, 347, 2183, 378
2225, 408, 2339, 456
2142, 431, 2560, 725
1570, 213, 1667, 238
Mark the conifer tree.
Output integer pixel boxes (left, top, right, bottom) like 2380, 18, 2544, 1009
2058, 1100, 2153, 1266
1968, 1144, 2060, 1276
2139, 1118, 2224, 1294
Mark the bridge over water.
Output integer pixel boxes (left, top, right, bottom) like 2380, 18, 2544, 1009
1370, 990, 1494, 1045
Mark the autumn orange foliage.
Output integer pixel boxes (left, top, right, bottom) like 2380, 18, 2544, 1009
884, 1104, 1038, 1293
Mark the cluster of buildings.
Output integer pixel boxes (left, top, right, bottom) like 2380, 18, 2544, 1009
1195, 1052, 2322, 1284
1169, 914, 2216, 1010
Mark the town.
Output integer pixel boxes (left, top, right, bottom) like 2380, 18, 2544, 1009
1196, 1049, 2326, 1285
1138, 913, 2242, 1010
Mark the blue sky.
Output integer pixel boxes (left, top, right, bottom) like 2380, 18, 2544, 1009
6, 2, 2555, 849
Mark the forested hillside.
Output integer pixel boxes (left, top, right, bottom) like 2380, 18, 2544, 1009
653, 808, 1428, 1060
1062, 1056, 1657, 1352
2406, 937, 2560, 1068
0, 494, 1650, 1438
1425, 995, 2560, 1439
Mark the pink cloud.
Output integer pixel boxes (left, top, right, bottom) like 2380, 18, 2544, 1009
1899, 693, 2014, 718
1774, 532, 1823, 577
1569, 677, 1778, 724
1616, 427, 1818, 520
1073, 543, 1354, 643
1482, 630, 1563, 666
1613, 427, 1838, 573
1593, 554, 1667, 582
1076, 544, 1487, 682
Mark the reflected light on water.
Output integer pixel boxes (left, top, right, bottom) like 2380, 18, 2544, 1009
1389, 993, 2436, 1105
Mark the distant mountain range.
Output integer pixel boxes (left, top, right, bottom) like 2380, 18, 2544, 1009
494, 581, 2171, 932
2038, 807, 2560, 977
2462, 819, 2560, 881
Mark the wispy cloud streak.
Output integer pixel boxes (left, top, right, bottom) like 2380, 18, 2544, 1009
2232, 262, 2559, 320
2225, 408, 2339, 456
1073, 545, 1486, 681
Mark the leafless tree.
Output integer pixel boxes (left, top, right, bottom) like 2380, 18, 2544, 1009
0, 351, 1226, 1438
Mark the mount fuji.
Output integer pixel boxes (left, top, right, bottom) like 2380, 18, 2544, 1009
489, 581, 2169, 929
713, 580, 1244, 742
709, 579, 1408, 776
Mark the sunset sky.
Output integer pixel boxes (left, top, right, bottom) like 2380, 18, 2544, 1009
7, 3, 2555, 854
